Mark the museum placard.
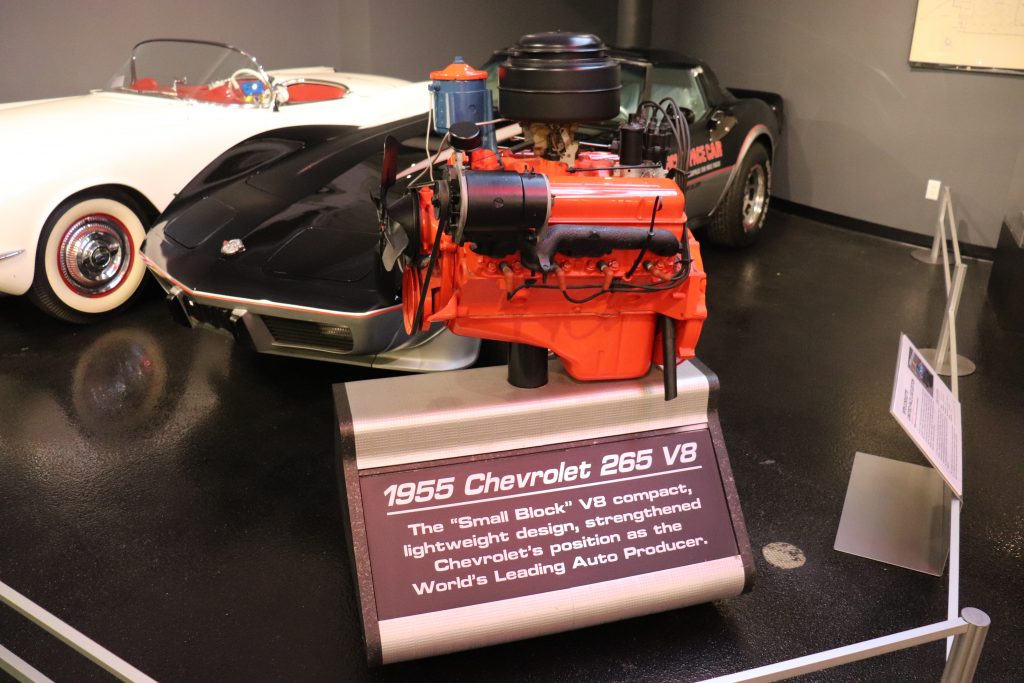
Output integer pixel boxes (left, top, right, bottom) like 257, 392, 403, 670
359, 428, 738, 620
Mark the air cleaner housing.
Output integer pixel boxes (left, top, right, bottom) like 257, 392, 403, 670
498, 32, 621, 123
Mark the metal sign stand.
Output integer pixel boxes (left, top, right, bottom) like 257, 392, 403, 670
913, 184, 975, 376
834, 452, 950, 575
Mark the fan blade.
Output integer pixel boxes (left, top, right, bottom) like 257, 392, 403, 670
381, 218, 410, 272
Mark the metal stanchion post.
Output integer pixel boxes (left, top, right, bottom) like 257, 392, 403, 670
919, 186, 975, 377
946, 495, 960, 655
940, 608, 991, 683
912, 186, 953, 265
922, 264, 975, 377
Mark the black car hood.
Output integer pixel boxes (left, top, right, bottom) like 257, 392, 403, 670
252, 191, 381, 285
148, 116, 425, 313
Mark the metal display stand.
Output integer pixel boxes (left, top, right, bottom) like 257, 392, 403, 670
335, 360, 755, 665
835, 452, 950, 576
912, 184, 975, 376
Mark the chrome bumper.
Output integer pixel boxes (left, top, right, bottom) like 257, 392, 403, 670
0, 250, 25, 262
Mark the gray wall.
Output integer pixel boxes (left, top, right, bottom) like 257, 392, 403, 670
0, 0, 614, 103
0, 0, 341, 102
653, 0, 1024, 248
4, 0, 1015, 246
335, 0, 617, 81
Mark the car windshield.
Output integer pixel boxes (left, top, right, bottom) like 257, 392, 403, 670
620, 64, 708, 120
106, 39, 270, 106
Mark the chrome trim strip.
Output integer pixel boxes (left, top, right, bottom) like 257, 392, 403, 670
0, 250, 25, 262
710, 124, 773, 215
142, 254, 400, 319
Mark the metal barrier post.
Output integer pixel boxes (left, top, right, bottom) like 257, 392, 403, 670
912, 186, 954, 265
919, 186, 975, 377
940, 608, 991, 683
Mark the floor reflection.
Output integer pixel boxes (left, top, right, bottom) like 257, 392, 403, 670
70, 328, 169, 433
0, 314, 233, 491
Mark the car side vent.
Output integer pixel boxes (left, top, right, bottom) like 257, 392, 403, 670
261, 316, 354, 353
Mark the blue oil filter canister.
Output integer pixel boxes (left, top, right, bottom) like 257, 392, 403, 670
429, 56, 496, 152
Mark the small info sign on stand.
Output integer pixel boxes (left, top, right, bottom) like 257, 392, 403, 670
889, 334, 963, 498
835, 334, 964, 575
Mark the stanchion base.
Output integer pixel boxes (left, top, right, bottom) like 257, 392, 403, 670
911, 248, 944, 264
835, 452, 950, 575
919, 349, 976, 376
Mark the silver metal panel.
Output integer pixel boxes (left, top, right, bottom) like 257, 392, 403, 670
238, 311, 481, 372
834, 452, 950, 576
378, 555, 745, 664
347, 360, 710, 470
0, 250, 24, 262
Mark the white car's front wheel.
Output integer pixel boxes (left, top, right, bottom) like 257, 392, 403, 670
29, 192, 150, 323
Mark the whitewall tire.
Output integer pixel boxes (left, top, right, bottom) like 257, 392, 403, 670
29, 193, 150, 323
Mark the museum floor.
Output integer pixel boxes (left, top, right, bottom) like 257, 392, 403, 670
1, 208, 1021, 682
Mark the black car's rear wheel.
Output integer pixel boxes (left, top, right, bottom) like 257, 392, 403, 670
707, 142, 771, 247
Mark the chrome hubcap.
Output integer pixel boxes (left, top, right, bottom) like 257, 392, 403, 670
58, 214, 132, 295
741, 165, 767, 231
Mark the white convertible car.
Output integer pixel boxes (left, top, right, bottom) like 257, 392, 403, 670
0, 38, 426, 322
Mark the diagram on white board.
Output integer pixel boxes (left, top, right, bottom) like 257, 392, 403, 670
951, 0, 1024, 36
911, 0, 1024, 71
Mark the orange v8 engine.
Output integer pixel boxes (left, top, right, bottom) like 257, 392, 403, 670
381, 32, 706, 399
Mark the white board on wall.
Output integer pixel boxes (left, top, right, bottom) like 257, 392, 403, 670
910, 0, 1024, 74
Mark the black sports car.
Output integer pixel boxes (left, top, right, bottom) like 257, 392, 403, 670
142, 47, 782, 369
488, 46, 784, 247
141, 119, 482, 371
